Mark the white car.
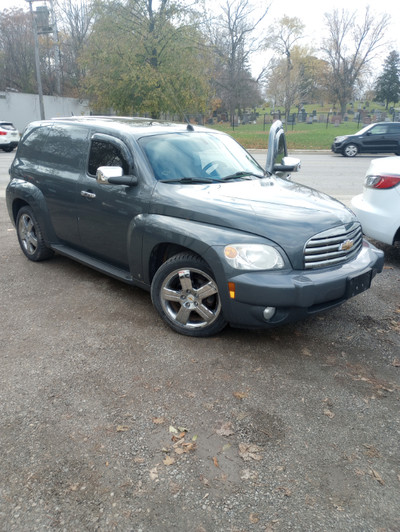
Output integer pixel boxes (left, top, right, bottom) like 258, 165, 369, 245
351, 156, 400, 245
0, 121, 19, 152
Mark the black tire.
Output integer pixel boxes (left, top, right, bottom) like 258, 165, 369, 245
2, 146, 15, 152
16, 206, 54, 261
343, 144, 358, 157
151, 253, 227, 337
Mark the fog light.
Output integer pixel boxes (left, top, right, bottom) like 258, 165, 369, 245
263, 307, 276, 321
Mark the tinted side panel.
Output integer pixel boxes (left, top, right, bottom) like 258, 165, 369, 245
42, 125, 89, 244
17, 124, 51, 160
41, 124, 89, 172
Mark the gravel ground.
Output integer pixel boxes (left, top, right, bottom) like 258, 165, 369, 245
0, 199, 399, 532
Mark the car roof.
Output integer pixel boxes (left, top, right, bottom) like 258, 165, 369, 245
45, 116, 218, 139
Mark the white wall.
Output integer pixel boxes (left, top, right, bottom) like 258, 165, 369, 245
0, 91, 90, 132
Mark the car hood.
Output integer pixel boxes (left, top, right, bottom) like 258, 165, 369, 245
151, 177, 356, 268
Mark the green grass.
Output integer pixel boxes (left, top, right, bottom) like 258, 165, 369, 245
208, 121, 366, 150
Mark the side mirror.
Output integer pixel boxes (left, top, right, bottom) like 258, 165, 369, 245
273, 156, 301, 180
266, 120, 301, 179
96, 166, 138, 186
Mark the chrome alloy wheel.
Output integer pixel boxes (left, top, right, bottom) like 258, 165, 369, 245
159, 267, 222, 330
18, 213, 38, 256
343, 144, 358, 157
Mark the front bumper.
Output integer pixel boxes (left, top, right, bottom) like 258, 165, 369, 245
220, 240, 384, 329
331, 143, 343, 153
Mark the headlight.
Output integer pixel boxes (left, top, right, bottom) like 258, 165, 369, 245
224, 244, 284, 270
335, 135, 348, 143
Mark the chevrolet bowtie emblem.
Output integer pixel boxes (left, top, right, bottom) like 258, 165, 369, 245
339, 239, 354, 251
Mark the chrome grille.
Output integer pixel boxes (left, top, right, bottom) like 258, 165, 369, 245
304, 223, 363, 269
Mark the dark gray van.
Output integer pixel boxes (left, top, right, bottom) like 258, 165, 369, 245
6, 117, 384, 336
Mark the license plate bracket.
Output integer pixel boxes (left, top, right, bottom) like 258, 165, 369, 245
346, 270, 372, 298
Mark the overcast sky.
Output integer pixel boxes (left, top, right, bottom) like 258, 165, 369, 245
1, 0, 399, 75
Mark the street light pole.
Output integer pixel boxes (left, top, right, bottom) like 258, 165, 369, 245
27, 0, 45, 120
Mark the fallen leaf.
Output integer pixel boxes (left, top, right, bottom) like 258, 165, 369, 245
182, 442, 196, 451
133, 457, 145, 464
149, 467, 159, 481
334, 504, 345, 511
239, 443, 263, 461
216, 422, 235, 437
169, 481, 181, 494
233, 391, 248, 400
222, 443, 232, 452
178, 426, 189, 433
277, 486, 292, 497
363, 444, 380, 458
392, 359, 400, 367
324, 409, 335, 419
302, 348, 312, 357
152, 417, 165, 424
163, 455, 175, 466
370, 469, 385, 485
241, 469, 258, 480
213, 456, 219, 468
249, 513, 259, 523
169, 426, 178, 433
116, 425, 130, 432
200, 475, 210, 486
174, 447, 185, 455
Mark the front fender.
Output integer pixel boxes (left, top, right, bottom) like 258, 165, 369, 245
6, 179, 57, 243
132, 214, 268, 286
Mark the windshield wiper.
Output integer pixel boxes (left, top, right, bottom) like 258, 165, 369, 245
220, 171, 264, 181
159, 177, 221, 184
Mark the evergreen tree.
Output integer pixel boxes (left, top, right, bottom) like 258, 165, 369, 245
374, 50, 400, 109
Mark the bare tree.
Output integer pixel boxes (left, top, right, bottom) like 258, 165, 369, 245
0, 9, 36, 93
55, 0, 95, 95
264, 16, 304, 124
321, 7, 389, 117
209, 0, 269, 123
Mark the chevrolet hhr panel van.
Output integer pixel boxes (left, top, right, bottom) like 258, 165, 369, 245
6, 117, 384, 336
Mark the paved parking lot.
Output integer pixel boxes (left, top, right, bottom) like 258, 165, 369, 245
1, 151, 399, 531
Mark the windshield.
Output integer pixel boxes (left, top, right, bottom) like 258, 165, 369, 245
356, 124, 374, 135
138, 132, 264, 182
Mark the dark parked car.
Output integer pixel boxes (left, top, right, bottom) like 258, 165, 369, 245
331, 121, 400, 157
6, 117, 384, 336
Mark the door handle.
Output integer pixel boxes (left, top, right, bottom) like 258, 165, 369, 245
80, 190, 96, 199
